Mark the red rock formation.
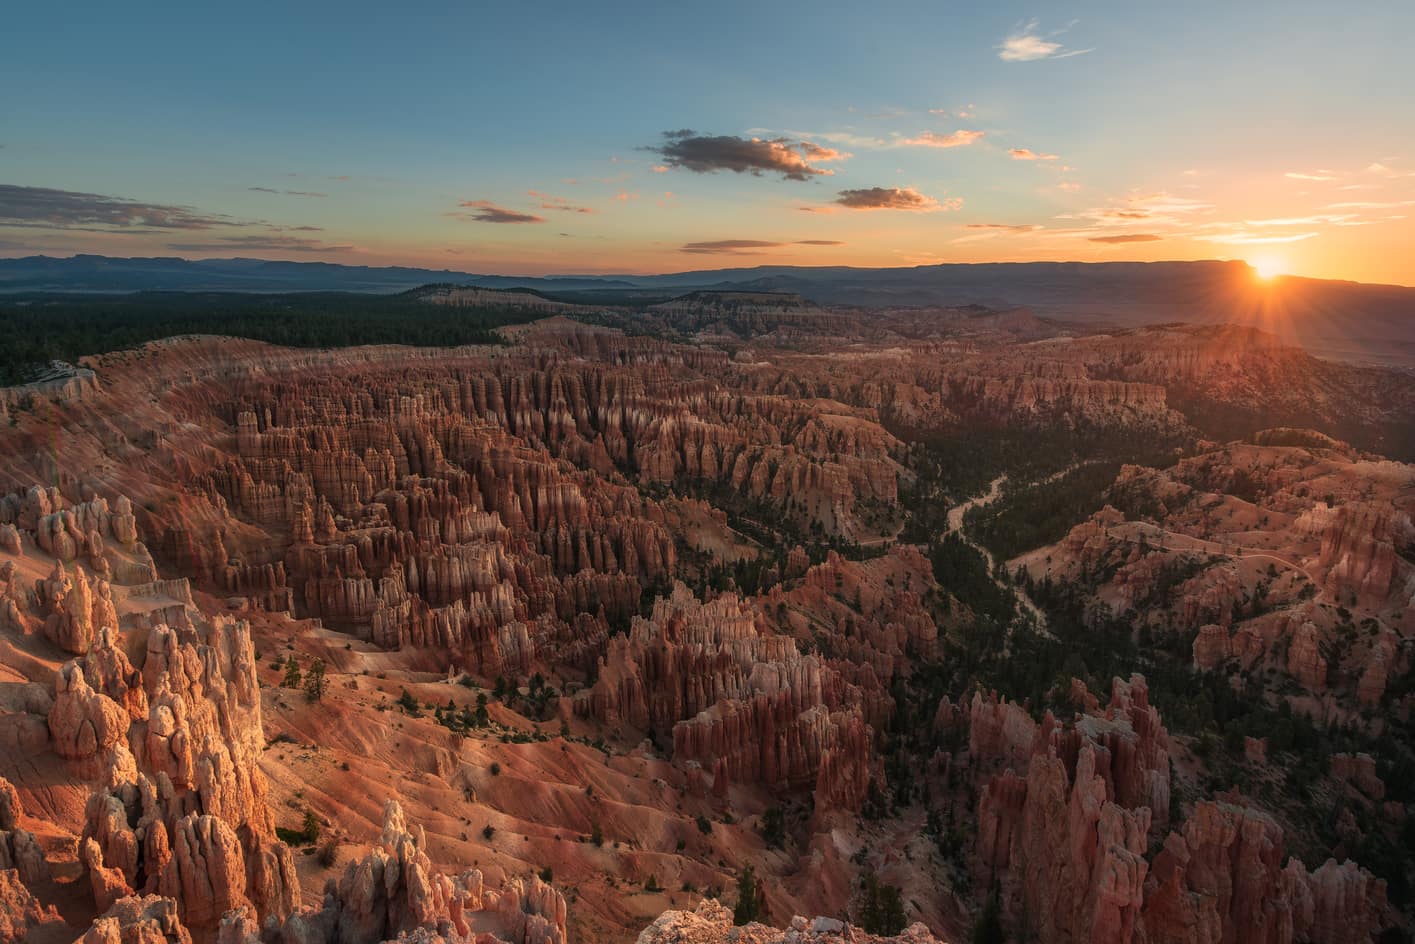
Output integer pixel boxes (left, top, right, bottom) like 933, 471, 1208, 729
1141, 801, 1386, 944
0, 869, 64, 944
0, 775, 47, 886
81, 895, 195, 944
637, 899, 943, 944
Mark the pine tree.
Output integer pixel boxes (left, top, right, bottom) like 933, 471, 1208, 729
733, 864, 761, 926
304, 658, 326, 702
971, 888, 1006, 944
282, 655, 302, 689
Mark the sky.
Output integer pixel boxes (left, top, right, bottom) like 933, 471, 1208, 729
3, 1, 1414, 284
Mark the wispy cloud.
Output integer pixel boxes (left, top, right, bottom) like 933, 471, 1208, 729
1325, 199, 1415, 210
248, 186, 328, 197
1009, 148, 1059, 161
1283, 170, 1337, 182
0, 184, 244, 231
167, 234, 352, 253
680, 238, 845, 254
898, 129, 985, 149
1198, 231, 1319, 245
830, 187, 956, 211
527, 191, 593, 214
998, 19, 1093, 62
966, 223, 1042, 232
1088, 233, 1162, 243
451, 200, 546, 224
1063, 192, 1213, 228
1243, 214, 1357, 226
647, 130, 847, 181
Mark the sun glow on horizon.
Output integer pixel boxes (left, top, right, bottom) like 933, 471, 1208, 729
1250, 256, 1287, 280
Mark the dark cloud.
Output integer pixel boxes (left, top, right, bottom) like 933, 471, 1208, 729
248, 187, 327, 197
452, 200, 546, 224
649, 130, 846, 181
1088, 233, 1163, 243
167, 234, 352, 253
796, 239, 845, 245
833, 187, 947, 211
0, 184, 242, 231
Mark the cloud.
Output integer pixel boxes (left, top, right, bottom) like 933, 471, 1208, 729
248, 187, 328, 197
1244, 214, 1357, 226
1198, 231, 1319, 245
1009, 148, 1059, 161
452, 200, 546, 224
648, 130, 847, 180
1088, 233, 1162, 243
966, 223, 1042, 232
681, 239, 784, 254
527, 191, 593, 214
1284, 170, 1337, 182
898, 129, 985, 149
0, 184, 243, 231
832, 187, 954, 211
1063, 192, 1213, 227
1324, 199, 1415, 209
998, 19, 1093, 61
680, 238, 845, 254
1057, 181, 1082, 192
167, 234, 352, 253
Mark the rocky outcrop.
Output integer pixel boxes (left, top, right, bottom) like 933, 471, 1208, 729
0, 869, 64, 944
1140, 802, 1386, 944
276, 798, 565, 944
50, 660, 129, 770
0, 776, 47, 886
971, 677, 1387, 944
635, 899, 944, 944
81, 895, 195, 944
576, 583, 881, 813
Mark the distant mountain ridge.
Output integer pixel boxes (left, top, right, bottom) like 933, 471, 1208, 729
3, 254, 1413, 368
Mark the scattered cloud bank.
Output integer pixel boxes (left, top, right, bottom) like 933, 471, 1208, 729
649, 130, 847, 180
1009, 148, 1059, 161
452, 200, 546, 224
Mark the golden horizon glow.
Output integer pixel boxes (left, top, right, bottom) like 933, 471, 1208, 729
1250, 256, 1286, 280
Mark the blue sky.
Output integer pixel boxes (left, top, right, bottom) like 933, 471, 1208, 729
3, 1, 1414, 282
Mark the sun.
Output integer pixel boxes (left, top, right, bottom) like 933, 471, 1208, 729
1250, 256, 1285, 280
